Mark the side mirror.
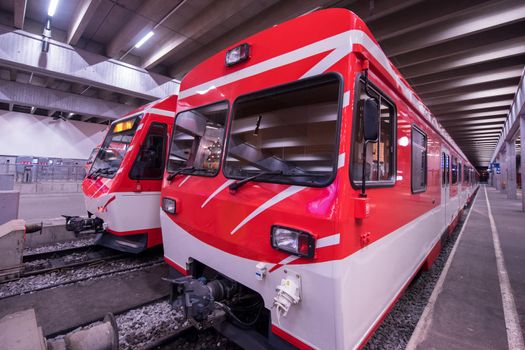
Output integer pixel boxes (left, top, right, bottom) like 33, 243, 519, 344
363, 98, 379, 142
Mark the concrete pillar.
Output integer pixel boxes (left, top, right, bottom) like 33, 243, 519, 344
506, 139, 517, 199
495, 156, 502, 191
500, 150, 507, 194
520, 115, 525, 211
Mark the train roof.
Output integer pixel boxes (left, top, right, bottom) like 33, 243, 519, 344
111, 94, 178, 125
177, 8, 471, 165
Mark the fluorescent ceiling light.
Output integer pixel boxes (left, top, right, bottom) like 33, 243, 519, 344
135, 31, 154, 48
48, 0, 59, 17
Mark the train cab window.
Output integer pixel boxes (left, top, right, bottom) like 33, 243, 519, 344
411, 126, 427, 193
168, 101, 229, 176
223, 74, 341, 187
451, 156, 458, 184
351, 79, 396, 186
130, 123, 167, 180
90, 115, 142, 178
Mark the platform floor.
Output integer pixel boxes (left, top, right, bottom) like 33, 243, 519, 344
18, 192, 86, 222
409, 185, 525, 349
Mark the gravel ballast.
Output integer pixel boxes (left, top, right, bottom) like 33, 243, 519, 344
0, 255, 163, 298
24, 237, 97, 256
48, 300, 239, 350
116, 301, 187, 350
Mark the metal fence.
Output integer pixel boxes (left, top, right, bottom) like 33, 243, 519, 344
0, 156, 87, 183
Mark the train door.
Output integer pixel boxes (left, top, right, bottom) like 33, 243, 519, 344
441, 148, 450, 228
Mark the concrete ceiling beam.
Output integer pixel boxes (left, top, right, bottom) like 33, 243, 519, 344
431, 101, 513, 114
402, 37, 525, 79
142, 0, 262, 69
420, 77, 520, 99
490, 67, 525, 162
345, 0, 425, 23
0, 24, 179, 100
414, 66, 523, 94
106, 0, 178, 58
9, 69, 17, 82
0, 80, 135, 120
445, 123, 505, 131
67, 0, 102, 45
372, 0, 490, 41
407, 54, 525, 87
381, 0, 525, 56
440, 117, 508, 126
13, 0, 27, 29
424, 86, 518, 106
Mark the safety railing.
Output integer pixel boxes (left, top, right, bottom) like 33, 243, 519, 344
0, 163, 87, 183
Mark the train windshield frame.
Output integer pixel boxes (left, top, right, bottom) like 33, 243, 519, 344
223, 73, 342, 187
89, 114, 142, 178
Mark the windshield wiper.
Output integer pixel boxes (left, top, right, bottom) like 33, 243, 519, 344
229, 170, 283, 191
281, 172, 327, 177
167, 166, 195, 182
87, 167, 115, 179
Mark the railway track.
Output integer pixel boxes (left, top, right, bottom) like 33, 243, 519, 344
140, 323, 195, 350
23, 244, 99, 262
0, 247, 164, 299
22, 245, 124, 277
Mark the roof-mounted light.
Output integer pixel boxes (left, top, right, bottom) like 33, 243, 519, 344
225, 43, 250, 67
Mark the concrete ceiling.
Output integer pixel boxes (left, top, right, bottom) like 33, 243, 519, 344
0, 0, 524, 166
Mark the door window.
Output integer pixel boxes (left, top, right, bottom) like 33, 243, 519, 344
351, 78, 396, 186
411, 126, 427, 193
130, 123, 167, 180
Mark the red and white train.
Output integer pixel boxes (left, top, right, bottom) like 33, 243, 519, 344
160, 9, 478, 349
72, 95, 177, 253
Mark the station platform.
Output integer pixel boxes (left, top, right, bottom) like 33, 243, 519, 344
408, 185, 525, 350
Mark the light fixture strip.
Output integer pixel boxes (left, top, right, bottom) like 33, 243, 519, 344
134, 31, 155, 48
48, 0, 59, 17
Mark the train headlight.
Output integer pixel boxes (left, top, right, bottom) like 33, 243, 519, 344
270, 226, 315, 258
225, 43, 250, 66
162, 198, 176, 214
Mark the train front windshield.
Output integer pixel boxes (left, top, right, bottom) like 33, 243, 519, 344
223, 74, 341, 187
90, 115, 142, 178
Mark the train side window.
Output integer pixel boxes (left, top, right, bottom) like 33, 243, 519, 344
446, 155, 450, 185
442, 153, 450, 186
458, 162, 462, 184
441, 153, 446, 186
129, 123, 167, 180
411, 126, 427, 193
451, 156, 458, 184
351, 78, 396, 186
168, 101, 229, 176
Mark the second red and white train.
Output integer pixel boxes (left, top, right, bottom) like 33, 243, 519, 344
69, 95, 177, 253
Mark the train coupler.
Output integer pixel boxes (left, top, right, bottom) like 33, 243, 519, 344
165, 275, 236, 330
64, 215, 104, 234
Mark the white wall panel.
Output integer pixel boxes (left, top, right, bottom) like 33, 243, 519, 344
0, 111, 107, 159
